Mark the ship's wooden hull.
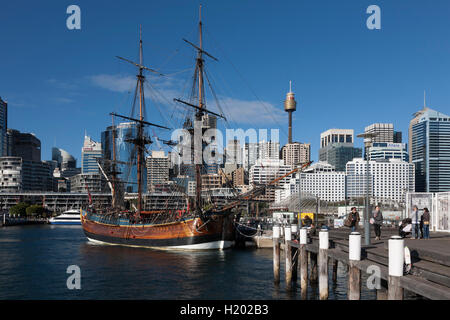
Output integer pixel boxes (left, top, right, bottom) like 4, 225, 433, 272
81, 210, 235, 250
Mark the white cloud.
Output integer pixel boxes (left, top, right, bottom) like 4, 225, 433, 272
89, 74, 136, 93
89, 73, 284, 125
217, 97, 285, 125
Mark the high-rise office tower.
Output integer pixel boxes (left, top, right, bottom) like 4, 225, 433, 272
0, 97, 7, 157
102, 122, 145, 193
225, 139, 242, 165
7, 129, 41, 162
146, 150, 169, 186
81, 135, 102, 174
410, 107, 450, 192
258, 140, 280, 161
52, 147, 79, 178
365, 123, 394, 143
319, 129, 362, 172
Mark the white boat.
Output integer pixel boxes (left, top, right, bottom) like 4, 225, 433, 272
49, 209, 81, 225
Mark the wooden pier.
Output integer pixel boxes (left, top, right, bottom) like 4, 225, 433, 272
272, 226, 450, 300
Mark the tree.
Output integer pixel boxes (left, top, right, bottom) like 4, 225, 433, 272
9, 202, 30, 217
26, 205, 44, 217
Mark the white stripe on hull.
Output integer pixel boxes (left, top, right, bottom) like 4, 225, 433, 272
86, 237, 234, 251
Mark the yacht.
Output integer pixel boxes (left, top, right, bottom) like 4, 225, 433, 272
49, 209, 81, 225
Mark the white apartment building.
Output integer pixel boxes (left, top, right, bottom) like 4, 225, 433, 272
275, 162, 346, 203
346, 158, 414, 202
250, 159, 292, 201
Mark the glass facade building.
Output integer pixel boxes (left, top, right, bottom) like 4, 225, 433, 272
319, 129, 362, 172
81, 135, 102, 174
0, 97, 7, 157
7, 129, 41, 162
319, 144, 362, 172
368, 143, 409, 162
411, 108, 450, 193
102, 122, 146, 193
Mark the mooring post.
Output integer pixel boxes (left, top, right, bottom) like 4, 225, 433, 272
318, 229, 329, 300
388, 236, 404, 300
310, 251, 318, 283
348, 232, 361, 300
285, 226, 293, 290
299, 227, 308, 299
291, 224, 298, 282
273, 225, 280, 285
331, 258, 338, 283
377, 279, 388, 300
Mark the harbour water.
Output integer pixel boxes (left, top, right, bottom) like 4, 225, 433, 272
0, 225, 382, 300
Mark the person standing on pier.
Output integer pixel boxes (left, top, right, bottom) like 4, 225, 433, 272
421, 207, 430, 239
371, 205, 383, 240
349, 207, 360, 232
410, 205, 422, 239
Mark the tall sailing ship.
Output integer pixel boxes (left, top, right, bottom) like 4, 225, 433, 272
81, 8, 312, 250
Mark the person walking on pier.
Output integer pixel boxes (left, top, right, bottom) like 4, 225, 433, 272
371, 205, 383, 240
422, 207, 430, 239
410, 205, 422, 239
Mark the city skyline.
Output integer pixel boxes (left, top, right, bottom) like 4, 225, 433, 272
2, 1, 450, 164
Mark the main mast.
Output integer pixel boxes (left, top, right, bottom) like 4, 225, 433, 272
137, 25, 145, 218
114, 26, 169, 220
173, 6, 223, 217
195, 5, 205, 216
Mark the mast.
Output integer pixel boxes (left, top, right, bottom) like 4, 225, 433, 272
195, 5, 204, 216
111, 114, 117, 209
114, 26, 169, 220
137, 25, 145, 218
174, 5, 221, 217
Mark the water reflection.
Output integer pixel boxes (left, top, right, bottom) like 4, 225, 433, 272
0, 226, 385, 300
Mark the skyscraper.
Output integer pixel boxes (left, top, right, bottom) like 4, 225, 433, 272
410, 107, 450, 192
258, 140, 280, 161
225, 139, 242, 165
319, 129, 362, 172
364, 123, 403, 159
146, 150, 169, 186
81, 135, 102, 174
102, 122, 145, 193
281, 142, 310, 167
7, 129, 41, 162
0, 97, 7, 157
52, 147, 79, 177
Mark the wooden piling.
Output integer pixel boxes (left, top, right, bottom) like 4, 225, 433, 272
299, 228, 308, 299
332, 258, 338, 283
388, 276, 403, 300
348, 260, 361, 300
388, 236, 404, 300
273, 226, 280, 285
348, 232, 361, 300
292, 246, 298, 282
377, 279, 388, 300
285, 227, 293, 290
318, 230, 329, 300
310, 252, 318, 283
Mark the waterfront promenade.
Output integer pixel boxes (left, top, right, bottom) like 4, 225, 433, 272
273, 226, 450, 300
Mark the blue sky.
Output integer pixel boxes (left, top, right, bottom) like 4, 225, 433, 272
1, 0, 450, 163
